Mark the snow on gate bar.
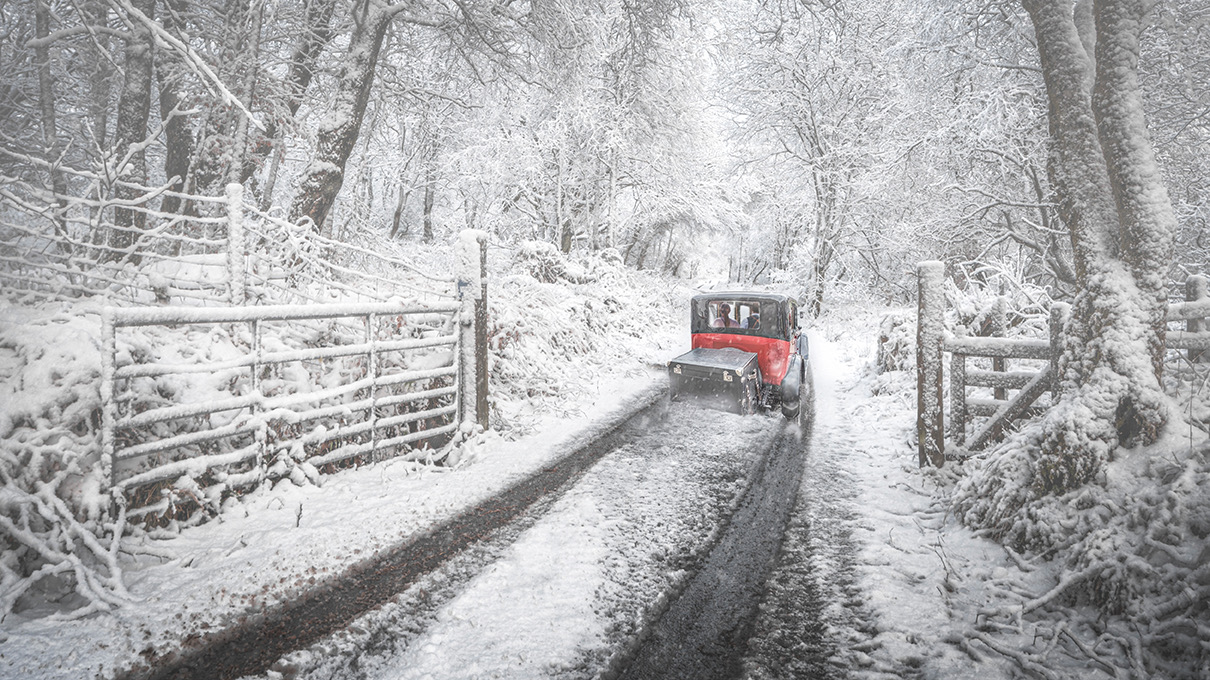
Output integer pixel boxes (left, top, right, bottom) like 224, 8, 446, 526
100, 299, 468, 519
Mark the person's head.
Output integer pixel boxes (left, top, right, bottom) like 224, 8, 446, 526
719, 303, 731, 317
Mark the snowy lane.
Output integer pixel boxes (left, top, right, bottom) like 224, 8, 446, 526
124, 399, 737, 680
260, 400, 786, 679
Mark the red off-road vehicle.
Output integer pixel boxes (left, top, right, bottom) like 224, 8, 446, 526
667, 292, 810, 419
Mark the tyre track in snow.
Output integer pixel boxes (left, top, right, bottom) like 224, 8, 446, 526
118, 395, 672, 680
611, 399, 812, 680
346, 403, 782, 680
741, 338, 878, 680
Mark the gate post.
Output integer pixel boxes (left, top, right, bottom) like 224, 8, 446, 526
917, 261, 945, 467
1187, 275, 1208, 364
475, 236, 489, 426
226, 183, 246, 306
458, 230, 489, 429
950, 330, 967, 446
991, 295, 1008, 400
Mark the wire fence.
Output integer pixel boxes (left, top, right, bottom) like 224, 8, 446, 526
0, 154, 456, 307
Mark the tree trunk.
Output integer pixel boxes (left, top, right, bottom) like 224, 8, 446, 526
110, 0, 156, 256
1092, 0, 1176, 379
422, 160, 435, 243
81, 0, 112, 151
289, 1, 393, 231
259, 144, 284, 212
227, 0, 264, 187
33, 0, 68, 231
251, 0, 338, 175
390, 180, 411, 238
190, 0, 258, 196
808, 226, 834, 317
157, 0, 194, 217
1023, 0, 1175, 493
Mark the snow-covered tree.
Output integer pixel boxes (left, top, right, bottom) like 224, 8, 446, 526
1019, 0, 1177, 493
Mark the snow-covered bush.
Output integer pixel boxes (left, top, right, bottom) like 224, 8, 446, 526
514, 240, 596, 285
486, 245, 685, 431
0, 301, 135, 618
875, 311, 914, 374
953, 430, 1209, 676
943, 267, 1053, 339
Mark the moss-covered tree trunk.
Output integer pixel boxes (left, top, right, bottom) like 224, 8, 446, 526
1024, 0, 1176, 493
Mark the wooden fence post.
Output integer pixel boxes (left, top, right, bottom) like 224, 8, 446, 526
367, 313, 378, 457
226, 183, 246, 306
991, 295, 1008, 400
990, 295, 1008, 442
1187, 275, 1208, 364
475, 234, 489, 427
917, 261, 945, 467
251, 319, 265, 470
1049, 302, 1069, 397
950, 329, 967, 446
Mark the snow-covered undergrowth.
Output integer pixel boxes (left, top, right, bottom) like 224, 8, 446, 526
0, 300, 139, 620
868, 282, 1210, 678
793, 302, 1206, 679
0, 237, 689, 623
953, 424, 1209, 677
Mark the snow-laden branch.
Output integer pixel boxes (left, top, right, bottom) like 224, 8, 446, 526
105, 0, 265, 132
24, 24, 128, 49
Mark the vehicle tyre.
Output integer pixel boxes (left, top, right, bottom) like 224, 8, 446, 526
780, 357, 803, 419
798, 362, 815, 426
781, 396, 799, 420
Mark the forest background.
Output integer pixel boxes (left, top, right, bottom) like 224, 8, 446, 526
3, 0, 1205, 301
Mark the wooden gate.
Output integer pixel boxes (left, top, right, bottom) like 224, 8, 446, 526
915, 261, 1210, 467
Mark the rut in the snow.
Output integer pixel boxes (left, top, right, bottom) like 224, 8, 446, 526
612, 407, 813, 680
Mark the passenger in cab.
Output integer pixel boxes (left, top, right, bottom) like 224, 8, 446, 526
713, 303, 740, 328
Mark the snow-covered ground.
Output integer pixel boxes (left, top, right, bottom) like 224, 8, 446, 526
2, 299, 1200, 679
0, 309, 945, 679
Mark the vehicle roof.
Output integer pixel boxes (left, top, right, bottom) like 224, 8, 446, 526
690, 291, 795, 305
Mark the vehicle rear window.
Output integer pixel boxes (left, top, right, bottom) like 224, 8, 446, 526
693, 298, 780, 338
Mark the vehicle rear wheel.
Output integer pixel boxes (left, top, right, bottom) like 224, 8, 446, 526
780, 399, 799, 420
780, 360, 804, 419
798, 362, 814, 426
